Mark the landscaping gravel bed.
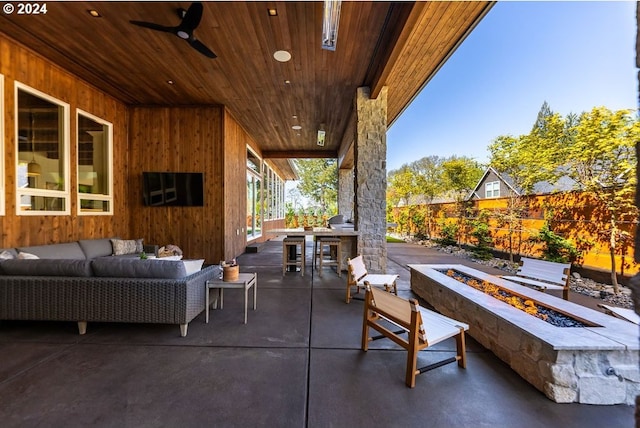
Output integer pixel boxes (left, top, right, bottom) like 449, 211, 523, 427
407, 238, 634, 310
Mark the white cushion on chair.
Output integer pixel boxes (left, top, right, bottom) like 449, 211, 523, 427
418, 307, 469, 344
356, 273, 398, 287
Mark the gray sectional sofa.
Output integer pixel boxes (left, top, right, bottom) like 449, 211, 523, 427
0, 238, 219, 336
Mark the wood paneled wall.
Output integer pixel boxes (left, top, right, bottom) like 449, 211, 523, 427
0, 35, 129, 248
130, 107, 222, 262
129, 107, 255, 262
1, 35, 261, 262
222, 110, 248, 259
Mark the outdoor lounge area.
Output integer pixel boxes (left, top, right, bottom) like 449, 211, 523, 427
0, 241, 634, 427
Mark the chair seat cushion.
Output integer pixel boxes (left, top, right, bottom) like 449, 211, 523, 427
358, 274, 398, 286
418, 307, 469, 344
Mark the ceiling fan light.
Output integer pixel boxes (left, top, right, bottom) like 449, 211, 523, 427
273, 50, 291, 62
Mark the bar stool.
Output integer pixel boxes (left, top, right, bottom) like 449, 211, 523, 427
282, 236, 305, 276
316, 236, 341, 277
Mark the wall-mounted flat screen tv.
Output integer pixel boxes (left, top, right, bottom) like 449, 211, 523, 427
142, 172, 204, 207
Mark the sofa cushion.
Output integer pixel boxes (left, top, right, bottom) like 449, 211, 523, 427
0, 259, 93, 277
78, 238, 118, 259
110, 238, 144, 256
16, 242, 86, 259
91, 257, 187, 279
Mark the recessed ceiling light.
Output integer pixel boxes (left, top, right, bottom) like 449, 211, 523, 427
88, 9, 101, 18
292, 115, 297, 119
167, 80, 175, 85
292, 125, 302, 130
284, 80, 291, 85
267, 8, 278, 16
273, 50, 291, 62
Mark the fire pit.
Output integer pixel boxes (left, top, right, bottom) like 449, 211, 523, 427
409, 264, 639, 405
441, 269, 591, 328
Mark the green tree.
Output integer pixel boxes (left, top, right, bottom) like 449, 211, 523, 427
411, 156, 444, 238
387, 165, 416, 208
563, 107, 639, 292
489, 102, 567, 261
294, 159, 338, 214
530, 222, 579, 263
490, 102, 566, 194
470, 209, 493, 260
492, 104, 639, 292
441, 156, 484, 244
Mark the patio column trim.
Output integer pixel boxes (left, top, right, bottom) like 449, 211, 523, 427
354, 86, 388, 272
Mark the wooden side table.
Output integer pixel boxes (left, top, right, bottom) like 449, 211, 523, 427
206, 272, 257, 324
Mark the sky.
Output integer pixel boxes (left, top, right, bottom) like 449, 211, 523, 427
386, 1, 638, 172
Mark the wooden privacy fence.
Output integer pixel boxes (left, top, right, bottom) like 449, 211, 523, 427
390, 191, 639, 277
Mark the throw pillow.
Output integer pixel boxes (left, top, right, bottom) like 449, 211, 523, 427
158, 244, 183, 258
0, 250, 15, 260
183, 259, 205, 276
111, 238, 144, 256
17, 252, 39, 259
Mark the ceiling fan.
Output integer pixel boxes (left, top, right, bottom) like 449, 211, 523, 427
130, 2, 216, 59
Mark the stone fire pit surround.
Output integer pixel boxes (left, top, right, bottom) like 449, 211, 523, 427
409, 264, 640, 405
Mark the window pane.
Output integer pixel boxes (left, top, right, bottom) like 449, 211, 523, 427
19, 195, 66, 212
80, 199, 109, 212
78, 114, 110, 197
16, 85, 68, 215
18, 89, 65, 191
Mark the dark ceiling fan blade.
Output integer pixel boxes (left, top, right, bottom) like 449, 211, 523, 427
130, 2, 215, 59
130, 20, 174, 34
180, 3, 203, 32
189, 38, 217, 59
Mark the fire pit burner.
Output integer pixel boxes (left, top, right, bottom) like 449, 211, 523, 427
439, 269, 587, 327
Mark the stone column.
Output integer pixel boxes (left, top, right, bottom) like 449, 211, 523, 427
338, 168, 354, 221
354, 86, 388, 272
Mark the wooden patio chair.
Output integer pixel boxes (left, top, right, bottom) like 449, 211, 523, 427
361, 284, 469, 387
346, 255, 398, 303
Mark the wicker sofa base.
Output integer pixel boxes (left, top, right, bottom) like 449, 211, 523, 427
0, 265, 217, 337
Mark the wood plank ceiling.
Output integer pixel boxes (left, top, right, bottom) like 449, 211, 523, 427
0, 1, 493, 178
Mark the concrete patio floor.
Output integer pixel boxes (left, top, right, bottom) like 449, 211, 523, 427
0, 240, 635, 427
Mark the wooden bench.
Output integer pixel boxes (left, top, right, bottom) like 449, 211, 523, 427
361, 284, 468, 388
501, 257, 571, 300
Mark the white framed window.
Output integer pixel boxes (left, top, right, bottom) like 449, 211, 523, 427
15, 83, 70, 215
0, 74, 4, 216
77, 109, 113, 215
263, 161, 285, 221
485, 181, 500, 198
247, 148, 262, 239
